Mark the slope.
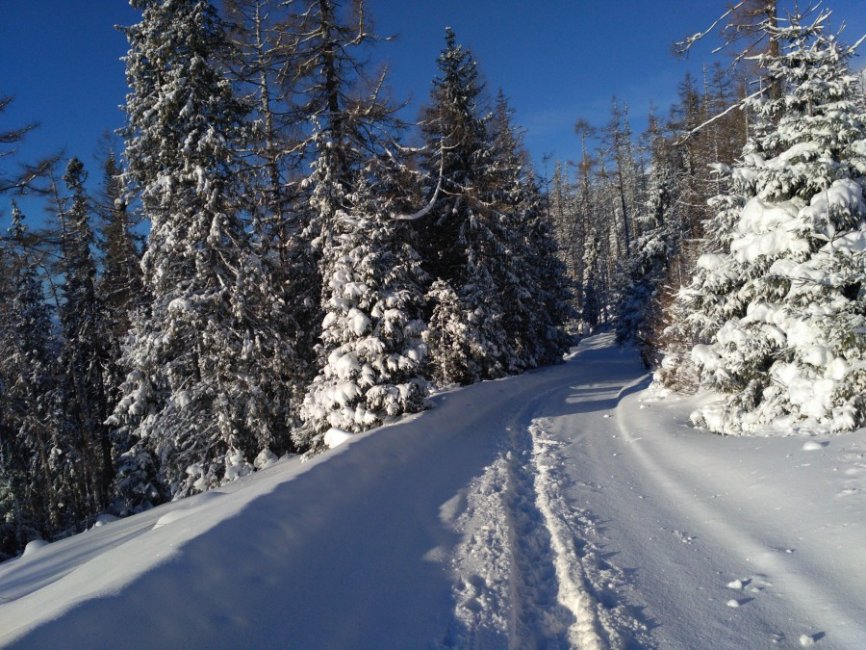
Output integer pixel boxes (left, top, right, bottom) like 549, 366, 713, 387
0, 335, 863, 649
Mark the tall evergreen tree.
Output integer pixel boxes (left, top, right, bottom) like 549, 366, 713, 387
289, 0, 428, 445
299, 173, 428, 440
95, 150, 144, 408
614, 114, 680, 361
487, 92, 572, 366
0, 205, 64, 555
418, 28, 490, 284
111, 0, 298, 506
419, 29, 514, 383
58, 158, 113, 515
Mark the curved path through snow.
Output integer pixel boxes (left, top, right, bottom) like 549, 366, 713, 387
1, 335, 864, 648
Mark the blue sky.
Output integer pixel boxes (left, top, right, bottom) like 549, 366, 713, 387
1, 0, 864, 212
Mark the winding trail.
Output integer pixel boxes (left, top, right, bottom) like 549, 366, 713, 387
2, 334, 864, 648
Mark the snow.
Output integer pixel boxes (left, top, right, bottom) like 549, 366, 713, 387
730, 197, 810, 263
323, 427, 352, 449
1, 335, 864, 648
19, 540, 48, 558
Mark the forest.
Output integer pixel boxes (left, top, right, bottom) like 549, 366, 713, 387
1, 0, 865, 563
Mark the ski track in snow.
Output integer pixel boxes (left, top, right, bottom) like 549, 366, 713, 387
445, 380, 648, 649
1, 334, 864, 648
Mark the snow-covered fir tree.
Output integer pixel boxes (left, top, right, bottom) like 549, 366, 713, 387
289, 0, 428, 447
57, 158, 113, 515
522, 172, 575, 365
661, 10, 866, 434
95, 151, 144, 410
486, 93, 573, 365
111, 0, 297, 507
419, 30, 519, 383
299, 164, 427, 441
0, 205, 65, 555
614, 114, 681, 362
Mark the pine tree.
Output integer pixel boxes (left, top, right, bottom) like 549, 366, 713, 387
664, 11, 866, 434
111, 0, 297, 506
523, 176, 575, 363
289, 0, 428, 445
487, 93, 572, 366
0, 205, 64, 554
299, 174, 428, 440
549, 161, 582, 314
95, 150, 145, 409
418, 29, 517, 383
425, 279, 485, 386
58, 157, 113, 516
614, 114, 680, 361
418, 28, 490, 283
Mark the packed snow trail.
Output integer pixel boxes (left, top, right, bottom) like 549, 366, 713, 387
537, 341, 866, 649
1, 334, 864, 648
0, 336, 643, 648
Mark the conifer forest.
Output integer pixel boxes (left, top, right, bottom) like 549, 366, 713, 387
2, 0, 866, 572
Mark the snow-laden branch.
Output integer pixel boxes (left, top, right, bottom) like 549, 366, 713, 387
677, 87, 764, 144
675, 1, 744, 55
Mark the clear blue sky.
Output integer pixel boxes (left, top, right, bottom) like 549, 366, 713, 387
1, 0, 864, 211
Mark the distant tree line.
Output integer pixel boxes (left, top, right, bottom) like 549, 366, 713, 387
551, 0, 866, 437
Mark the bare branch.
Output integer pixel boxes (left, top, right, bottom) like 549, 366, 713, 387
677, 87, 764, 144
675, 2, 745, 56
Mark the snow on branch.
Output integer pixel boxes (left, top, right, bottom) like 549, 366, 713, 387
675, 2, 744, 56
677, 87, 764, 144
392, 140, 447, 221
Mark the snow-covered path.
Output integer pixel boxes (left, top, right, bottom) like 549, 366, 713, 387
1, 335, 864, 648
536, 339, 866, 649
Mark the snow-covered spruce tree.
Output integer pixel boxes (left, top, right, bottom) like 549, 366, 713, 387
418, 29, 518, 383
110, 0, 297, 507
0, 205, 65, 548
654, 167, 746, 392
665, 11, 866, 433
288, 0, 428, 447
95, 150, 145, 410
548, 161, 583, 316
523, 172, 575, 364
614, 114, 680, 363
487, 92, 573, 368
58, 157, 113, 515
299, 162, 427, 441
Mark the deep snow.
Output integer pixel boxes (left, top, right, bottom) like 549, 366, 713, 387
0, 335, 864, 648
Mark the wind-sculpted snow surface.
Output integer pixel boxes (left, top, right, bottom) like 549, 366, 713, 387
0, 335, 864, 648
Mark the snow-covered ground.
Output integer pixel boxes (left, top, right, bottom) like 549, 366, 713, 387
1, 335, 864, 649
